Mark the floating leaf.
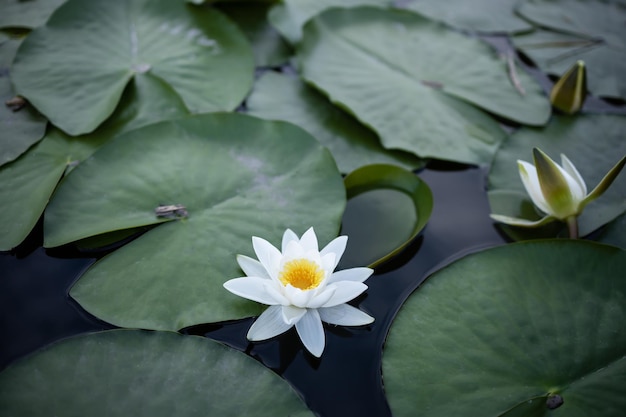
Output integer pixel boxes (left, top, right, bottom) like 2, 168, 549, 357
217, 2, 292, 67
383, 240, 626, 417
246, 71, 424, 173
0, 0, 66, 29
268, 0, 390, 44
398, 0, 533, 34
298, 7, 549, 164
0, 73, 189, 251
0, 330, 313, 417
10, 0, 254, 135
339, 164, 432, 268
514, 0, 626, 99
45, 113, 346, 330
488, 114, 626, 238
0, 36, 46, 167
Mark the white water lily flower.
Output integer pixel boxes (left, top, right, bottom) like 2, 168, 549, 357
224, 227, 374, 357
491, 148, 625, 237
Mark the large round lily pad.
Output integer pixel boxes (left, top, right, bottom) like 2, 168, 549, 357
45, 113, 346, 330
298, 7, 549, 164
10, 0, 254, 135
0, 36, 46, 167
488, 113, 626, 237
514, 0, 626, 99
398, 0, 533, 34
246, 71, 424, 173
0, 330, 313, 417
0, 73, 189, 251
383, 240, 626, 417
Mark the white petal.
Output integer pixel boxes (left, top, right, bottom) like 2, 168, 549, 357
295, 309, 325, 357
283, 239, 305, 260
327, 267, 373, 284
559, 154, 587, 199
252, 236, 282, 279
299, 227, 319, 253
320, 235, 347, 269
281, 229, 299, 253
236, 255, 271, 280
284, 284, 314, 308
223, 278, 283, 305
306, 286, 336, 309
318, 304, 374, 326
282, 305, 307, 325
518, 160, 551, 214
320, 282, 368, 308
320, 252, 337, 274
247, 305, 293, 341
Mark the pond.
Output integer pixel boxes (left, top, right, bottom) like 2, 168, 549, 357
1, 1, 625, 417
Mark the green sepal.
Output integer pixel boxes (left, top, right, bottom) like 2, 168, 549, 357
533, 148, 577, 219
581, 154, 626, 209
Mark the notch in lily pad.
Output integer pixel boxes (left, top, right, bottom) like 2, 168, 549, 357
339, 164, 433, 269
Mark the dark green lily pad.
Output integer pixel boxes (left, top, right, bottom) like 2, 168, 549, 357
246, 71, 424, 173
217, 2, 292, 67
0, 330, 313, 417
0, 73, 189, 251
298, 7, 548, 164
10, 0, 254, 135
339, 164, 432, 268
514, 0, 626, 99
488, 113, 626, 238
0, 36, 46, 167
268, 0, 390, 44
383, 240, 626, 417
45, 113, 346, 330
398, 0, 533, 34
0, 0, 66, 29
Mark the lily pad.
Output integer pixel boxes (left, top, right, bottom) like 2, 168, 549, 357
298, 7, 549, 164
0, 73, 189, 251
488, 113, 626, 237
0, 330, 313, 417
0, 0, 66, 29
339, 164, 433, 268
383, 240, 626, 417
514, 0, 626, 99
398, 0, 533, 34
45, 113, 346, 330
10, 0, 254, 135
217, 2, 292, 67
268, 0, 390, 44
246, 71, 424, 173
0, 36, 46, 167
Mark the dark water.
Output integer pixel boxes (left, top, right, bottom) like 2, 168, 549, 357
0, 163, 507, 417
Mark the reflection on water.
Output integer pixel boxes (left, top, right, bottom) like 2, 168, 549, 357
0, 165, 507, 417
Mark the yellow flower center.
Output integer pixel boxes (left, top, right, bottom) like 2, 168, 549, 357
279, 259, 325, 290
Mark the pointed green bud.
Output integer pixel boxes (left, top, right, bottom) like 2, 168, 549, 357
550, 60, 587, 114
